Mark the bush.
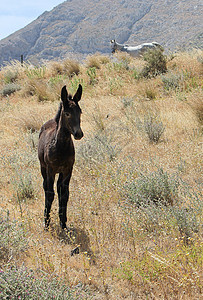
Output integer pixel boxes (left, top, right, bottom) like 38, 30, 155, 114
86, 67, 97, 85
0, 266, 78, 299
24, 79, 56, 102
49, 61, 64, 76
77, 131, 120, 168
16, 172, 35, 202
161, 72, 182, 91
189, 96, 203, 126
124, 168, 179, 206
4, 70, 18, 83
1, 83, 21, 96
143, 113, 165, 143
0, 210, 28, 261
86, 55, 101, 69
25, 66, 46, 79
121, 97, 134, 108
63, 59, 80, 77
141, 48, 167, 77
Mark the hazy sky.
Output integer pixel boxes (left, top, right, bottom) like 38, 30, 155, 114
0, 0, 64, 40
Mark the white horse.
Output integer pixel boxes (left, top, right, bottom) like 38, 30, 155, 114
110, 40, 163, 57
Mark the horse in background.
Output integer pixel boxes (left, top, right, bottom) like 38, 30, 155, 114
110, 39, 163, 57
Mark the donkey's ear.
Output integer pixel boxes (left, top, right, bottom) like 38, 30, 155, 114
61, 85, 68, 102
73, 84, 82, 102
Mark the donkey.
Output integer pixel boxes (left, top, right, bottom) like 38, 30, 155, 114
38, 84, 83, 230
110, 39, 163, 57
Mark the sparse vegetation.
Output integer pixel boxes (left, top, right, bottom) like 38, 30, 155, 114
63, 59, 80, 77
143, 112, 165, 143
0, 50, 202, 299
1, 83, 21, 96
0, 265, 89, 299
123, 167, 179, 206
141, 48, 167, 77
0, 210, 28, 261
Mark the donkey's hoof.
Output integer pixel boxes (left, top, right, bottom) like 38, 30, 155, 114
44, 225, 49, 231
71, 246, 80, 256
60, 222, 67, 230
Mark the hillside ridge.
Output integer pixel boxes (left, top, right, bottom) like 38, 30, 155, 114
0, 0, 202, 65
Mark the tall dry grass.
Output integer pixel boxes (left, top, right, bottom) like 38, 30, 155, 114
0, 49, 202, 299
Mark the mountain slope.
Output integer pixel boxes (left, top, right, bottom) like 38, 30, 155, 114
0, 0, 202, 65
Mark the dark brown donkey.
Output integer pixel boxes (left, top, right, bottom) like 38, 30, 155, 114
38, 84, 83, 230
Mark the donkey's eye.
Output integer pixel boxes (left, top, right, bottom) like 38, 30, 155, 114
65, 112, 71, 117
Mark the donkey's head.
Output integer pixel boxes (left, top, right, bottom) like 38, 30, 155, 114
110, 39, 117, 53
61, 84, 83, 140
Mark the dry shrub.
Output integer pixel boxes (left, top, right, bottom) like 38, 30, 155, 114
14, 107, 46, 132
46, 59, 80, 78
97, 54, 110, 64
22, 78, 58, 102
114, 51, 131, 64
86, 54, 101, 69
63, 59, 80, 77
48, 61, 64, 76
169, 50, 203, 77
188, 93, 203, 126
141, 48, 167, 77
0, 60, 25, 83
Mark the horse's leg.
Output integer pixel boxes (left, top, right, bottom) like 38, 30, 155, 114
41, 166, 55, 228
57, 169, 72, 229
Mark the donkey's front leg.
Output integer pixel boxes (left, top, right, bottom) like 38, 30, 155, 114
57, 172, 72, 229
43, 168, 55, 229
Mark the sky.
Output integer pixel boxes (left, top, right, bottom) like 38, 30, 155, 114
0, 0, 64, 40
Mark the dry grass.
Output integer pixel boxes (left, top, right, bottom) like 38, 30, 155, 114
0, 51, 202, 299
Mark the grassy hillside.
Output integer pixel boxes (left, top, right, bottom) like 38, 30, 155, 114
0, 49, 202, 299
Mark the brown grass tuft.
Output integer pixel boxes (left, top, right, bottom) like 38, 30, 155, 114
86, 54, 101, 69
63, 59, 80, 77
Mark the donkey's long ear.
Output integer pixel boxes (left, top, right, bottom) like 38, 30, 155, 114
73, 84, 82, 102
61, 85, 68, 103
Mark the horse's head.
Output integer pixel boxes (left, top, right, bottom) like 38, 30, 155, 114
110, 39, 116, 53
61, 84, 83, 140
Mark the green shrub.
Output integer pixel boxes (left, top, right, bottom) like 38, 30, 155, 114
161, 72, 182, 90
0, 210, 28, 261
0, 266, 81, 299
1, 83, 21, 96
25, 66, 46, 79
124, 167, 179, 206
77, 131, 120, 168
172, 185, 203, 240
121, 97, 134, 108
141, 48, 167, 77
86, 67, 97, 85
16, 172, 35, 202
4, 70, 18, 84
144, 113, 165, 143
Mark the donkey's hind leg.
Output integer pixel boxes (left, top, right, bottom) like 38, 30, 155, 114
41, 166, 55, 229
57, 171, 72, 229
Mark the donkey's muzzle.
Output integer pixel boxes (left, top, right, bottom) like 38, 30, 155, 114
74, 130, 83, 140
